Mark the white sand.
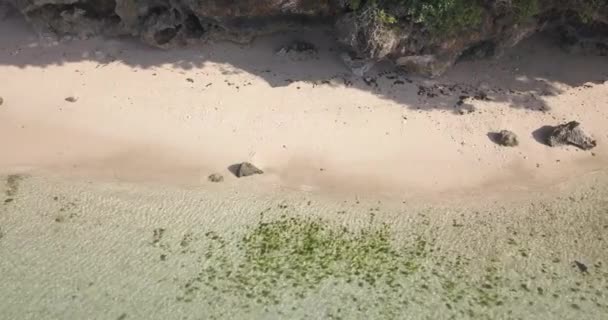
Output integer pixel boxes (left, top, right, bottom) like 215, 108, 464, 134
1, 15, 607, 199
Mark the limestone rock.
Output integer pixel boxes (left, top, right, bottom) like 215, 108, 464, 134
547, 121, 596, 150
340, 52, 375, 77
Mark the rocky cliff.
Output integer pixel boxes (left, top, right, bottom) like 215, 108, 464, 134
3, 0, 607, 76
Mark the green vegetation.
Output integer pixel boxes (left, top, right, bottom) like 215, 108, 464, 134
175, 212, 607, 318
348, 0, 364, 10
577, 0, 607, 23
193, 215, 422, 306
512, 0, 541, 22
348, 0, 607, 35
349, 0, 485, 34
376, 9, 398, 25
403, 0, 484, 33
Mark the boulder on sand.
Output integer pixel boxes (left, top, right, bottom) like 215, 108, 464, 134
496, 130, 519, 147
547, 121, 596, 150
235, 162, 264, 178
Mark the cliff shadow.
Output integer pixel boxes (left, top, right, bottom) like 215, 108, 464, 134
0, 13, 607, 114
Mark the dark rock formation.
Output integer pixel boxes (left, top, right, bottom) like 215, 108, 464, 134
336, 0, 608, 76
573, 260, 589, 273
0, 1, 12, 19
547, 121, 597, 150
3, 0, 608, 76
6, 0, 336, 47
493, 130, 519, 147
234, 162, 264, 178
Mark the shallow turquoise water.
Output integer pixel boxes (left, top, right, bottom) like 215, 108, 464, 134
0, 174, 607, 319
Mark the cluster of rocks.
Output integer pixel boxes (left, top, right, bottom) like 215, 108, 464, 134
205, 120, 598, 185
207, 162, 264, 183
493, 121, 597, 150
4, 0, 607, 76
340, 52, 375, 77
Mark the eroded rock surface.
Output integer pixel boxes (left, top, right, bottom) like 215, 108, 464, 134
547, 121, 597, 150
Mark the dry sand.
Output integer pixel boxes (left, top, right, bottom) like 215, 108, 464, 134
1, 15, 607, 198
0, 13, 607, 320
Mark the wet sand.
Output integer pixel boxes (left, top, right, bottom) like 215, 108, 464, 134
1, 173, 607, 319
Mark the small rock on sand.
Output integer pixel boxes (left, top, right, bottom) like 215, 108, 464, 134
65, 96, 77, 103
496, 130, 519, 147
574, 260, 589, 273
547, 121, 596, 150
340, 52, 375, 77
0, 96, 3, 106
457, 104, 476, 115
236, 162, 264, 178
279, 41, 316, 53
208, 173, 224, 183
276, 41, 318, 61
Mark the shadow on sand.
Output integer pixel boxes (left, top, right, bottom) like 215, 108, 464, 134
1, 13, 607, 114
532, 126, 556, 146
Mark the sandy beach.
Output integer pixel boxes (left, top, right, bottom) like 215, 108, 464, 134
1, 12, 607, 320
1, 14, 607, 197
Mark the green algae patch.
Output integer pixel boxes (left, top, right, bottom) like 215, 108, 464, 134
177, 212, 608, 319
3, 174, 23, 205
178, 214, 429, 311
236, 215, 422, 296
5, 174, 22, 197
